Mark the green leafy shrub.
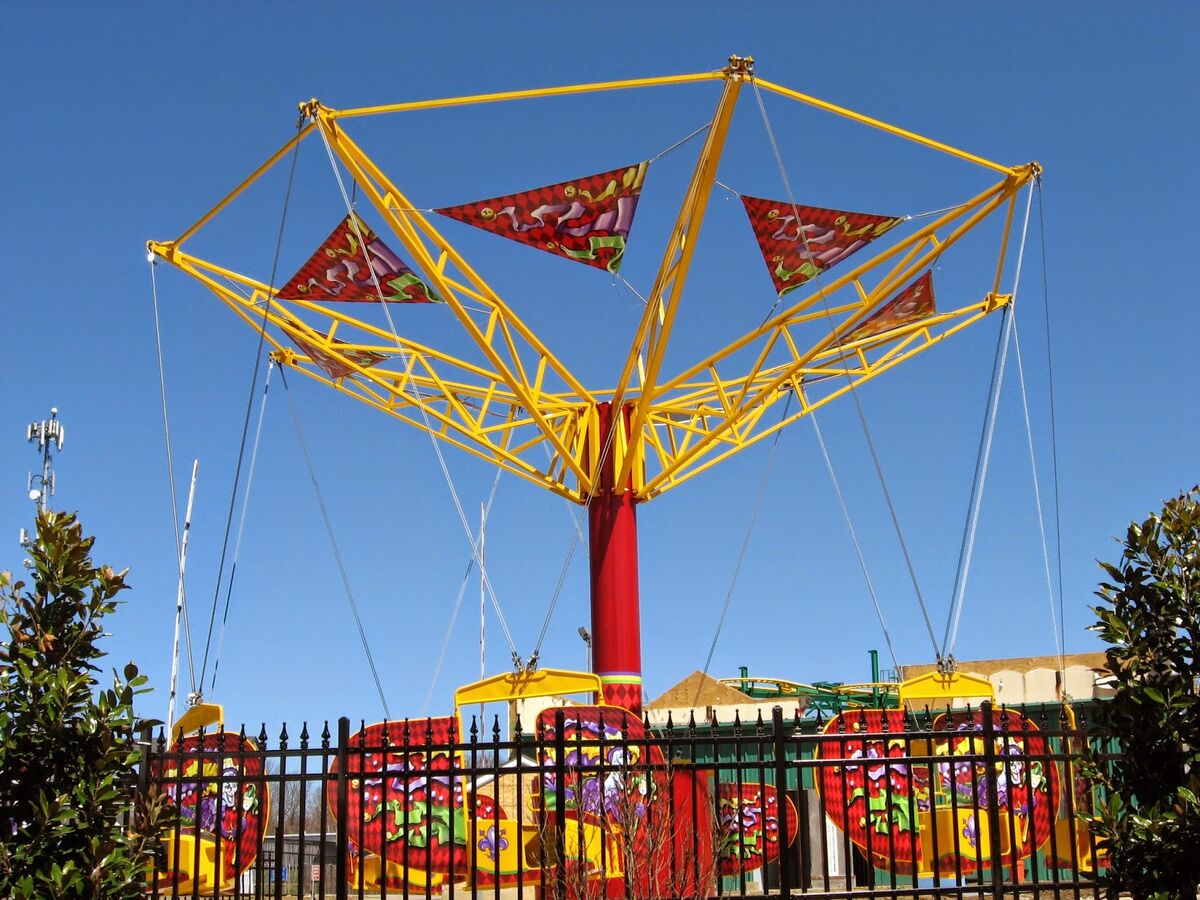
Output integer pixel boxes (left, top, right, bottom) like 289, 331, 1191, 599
1087, 486, 1199, 899
0, 511, 170, 899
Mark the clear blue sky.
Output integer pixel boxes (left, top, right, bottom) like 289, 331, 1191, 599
2, 4, 1197, 732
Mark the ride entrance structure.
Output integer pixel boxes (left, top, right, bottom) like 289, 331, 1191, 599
148, 55, 1038, 714
146, 56, 1058, 892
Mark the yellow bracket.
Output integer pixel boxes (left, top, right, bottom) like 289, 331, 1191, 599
454, 668, 604, 710
170, 702, 223, 738
898, 671, 995, 706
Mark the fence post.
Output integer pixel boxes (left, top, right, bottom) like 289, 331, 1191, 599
134, 725, 151, 846
553, 708, 567, 900
136, 725, 152, 798
335, 716, 350, 900
980, 701, 1004, 900
772, 705, 792, 899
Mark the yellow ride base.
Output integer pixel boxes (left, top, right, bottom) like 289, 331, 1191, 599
153, 833, 231, 895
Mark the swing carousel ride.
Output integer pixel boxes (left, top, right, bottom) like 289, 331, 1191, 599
146, 56, 1080, 893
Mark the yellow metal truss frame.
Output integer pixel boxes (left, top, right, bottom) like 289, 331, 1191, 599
148, 56, 1038, 506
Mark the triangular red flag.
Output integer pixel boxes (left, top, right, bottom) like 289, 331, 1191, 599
741, 196, 902, 297
843, 271, 936, 343
435, 162, 648, 273
285, 325, 386, 380
277, 214, 442, 303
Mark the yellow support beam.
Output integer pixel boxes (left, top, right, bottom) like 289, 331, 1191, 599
754, 78, 1014, 175
331, 71, 723, 120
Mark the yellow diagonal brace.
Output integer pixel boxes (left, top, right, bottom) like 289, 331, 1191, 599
609, 58, 751, 492
175, 122, 316, 247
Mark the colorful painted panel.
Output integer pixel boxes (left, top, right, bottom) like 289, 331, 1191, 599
537, 707, 718, 895
843, 271, 935, 344
154, 731, 269, 889
536, 706, 665, 825
741, 196, 902, 297
329, 719, 469, 872
435, 163, 648, 273
817, 710, 928, 873
277, 213, 442, 303
467, 791, 525, 884
716, 782, 799, 876
931, 709, 1059, 874
818, 708, 1061, 876
283, 322, 386, 380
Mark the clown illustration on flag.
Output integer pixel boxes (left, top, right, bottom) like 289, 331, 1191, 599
277, 213, 442, 304
843, 271, 935, 343
741, 196, 902, 297
435, 162, 648, 274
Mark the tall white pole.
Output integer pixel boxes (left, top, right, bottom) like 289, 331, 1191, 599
480, 502, 487, 678
166, 459, 199, 736
479, 501, 486, 728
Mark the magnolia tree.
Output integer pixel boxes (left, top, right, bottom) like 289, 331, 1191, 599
1088, 486, 1199, 899
0, 512, 169, 899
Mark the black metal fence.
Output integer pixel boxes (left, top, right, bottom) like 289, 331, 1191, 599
139, 700, 1114, 899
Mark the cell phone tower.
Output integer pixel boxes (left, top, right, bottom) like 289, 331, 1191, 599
19, 407, 65, 548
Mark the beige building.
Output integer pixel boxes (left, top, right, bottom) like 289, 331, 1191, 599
898, 651, 1111, 706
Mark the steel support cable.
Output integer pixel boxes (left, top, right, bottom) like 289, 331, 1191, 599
649, 120, 713, 163
1011, 316, 1065, 666
208, 361, 275, 695
715, 177, 966, 228
198, 117, 305, 690
693, 394, 795, 710
809, 412, 901, 672
315, 126, 524, 665
751, 80, 942, 660
422, 467, 503, 715
942, 302, 1013, 662
1037, 179, 1069, 683
148, 259, 197, 694
422, 556, 477, 716
279, 366, 391, 717
943, 181, 1036, 658
208, 277, 439, 705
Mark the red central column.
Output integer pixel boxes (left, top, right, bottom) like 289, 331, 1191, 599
587, 401, 643, 715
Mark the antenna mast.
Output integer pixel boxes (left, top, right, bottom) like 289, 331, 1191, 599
20, 408, 65, 547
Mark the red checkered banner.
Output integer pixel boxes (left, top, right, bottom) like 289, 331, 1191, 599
741, 196, 902, 297
435, 162, 648, 274
843, 270, 935, 344
277, 214, 442, 304
282, 321, 386, 380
